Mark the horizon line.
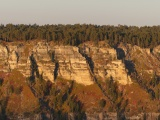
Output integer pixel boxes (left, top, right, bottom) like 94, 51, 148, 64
1, 23, 160, 27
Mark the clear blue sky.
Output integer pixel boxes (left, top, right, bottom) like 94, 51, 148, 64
0, 0, 160, 26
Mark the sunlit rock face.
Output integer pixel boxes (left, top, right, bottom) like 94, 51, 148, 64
153, 45, 160, 60
118, 43, 160, 80
51, 46, 94, 85
80, 44, 132, 85
31, 42, 55, 82
0, 41, 134, 85
0, 41, 94, 85
0, 44, 9, 72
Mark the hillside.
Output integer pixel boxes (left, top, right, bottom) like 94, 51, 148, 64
0, 40, 160, 119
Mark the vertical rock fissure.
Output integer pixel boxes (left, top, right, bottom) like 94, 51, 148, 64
78, 47, 95, 81
6, 46, 11, 72
29, 54, 39, 81
78, 47, 128, 119
54, 61, 59, 81
78, 47, 114, 104
116, 45, 156, 99
49, 50, 59, 81
15, 51, 19, 64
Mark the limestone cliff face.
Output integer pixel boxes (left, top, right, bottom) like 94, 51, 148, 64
80, 45, 132, 85
0, 44, 9, 72
118, 43, 160, 80
31, 42, 55, 82
0, 41, 133, 85
51, 46, 93, 85
0, 42, 94, 85
153, 45, 160, 60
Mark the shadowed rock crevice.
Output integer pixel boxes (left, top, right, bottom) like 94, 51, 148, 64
116, 47, 136, 76
48, 50, 59, 81
80, 49, 129, 120
54, 61, 59, 81
29, 54, 39, 82
50, 46, 93, 85
124, 60, 136, 75
78, 47, 96, 83
79, 49, 94, 74
79, 47, 115, 106
116, 48, 126, 60
116, 44, 157, 99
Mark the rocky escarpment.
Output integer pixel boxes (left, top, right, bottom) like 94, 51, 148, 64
0, 44, 32, 78
50, 46, 93, 85
80, 44, 132, 85
0, 41, 132, 85
153, 45, 160, 60
0, 44, 9, 72
118, 43, 160, 79
0, 42, 94, 85
31, 42, 55, 82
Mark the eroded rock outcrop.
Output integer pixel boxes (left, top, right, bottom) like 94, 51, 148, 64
153, 45, 160, 60
0, 41, 94, 85
0, 41, 133, 85
31, 42, 55, 82
0, 44, 9, 72
80, 44, 132, 85
118, 43, 160, 78
51, 46, 93, 85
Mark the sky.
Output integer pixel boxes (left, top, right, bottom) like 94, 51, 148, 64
0, 0, 160, 26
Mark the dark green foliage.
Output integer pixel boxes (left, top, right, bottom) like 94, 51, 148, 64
108, 106, 114, 112
34, 78, 50, 98
105, 77, 128, 118
1, 24, 160, 48
150, 74, 160, 87
99, 99, 106, 108
105, 76, 118, 102
14, 86, 22, 95
149, 74, 160, 100
155, 88, 160, 100
68, 95, 82, 112
49, 85, 56, 96
67, 95, 86, 120
55, 93, 63, 108
8, 85, 14, 94
0, 78, 3, 86
30, 54, 39, 80
0, 97, 8, 120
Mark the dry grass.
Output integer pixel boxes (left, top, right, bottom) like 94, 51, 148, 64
2, 70, 39, 115
124, 83, 160, 115
70, 83, 105, 111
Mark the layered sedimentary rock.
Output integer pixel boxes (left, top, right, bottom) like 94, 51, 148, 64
80, 44, 132, 85
31, 42, 55, 82
5, 44, 31, 77
118, 43, 160, 78
0, 41, 94, 85
0, 44, 9, 72
0, 41, 134, 85
51, 46, 93, 85
153, 45, 160, 60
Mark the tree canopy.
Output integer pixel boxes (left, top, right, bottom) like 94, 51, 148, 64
0, 24, 160, 48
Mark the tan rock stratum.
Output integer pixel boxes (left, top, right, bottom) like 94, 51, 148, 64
80, 44, 132, 85
0, 41, 133, 85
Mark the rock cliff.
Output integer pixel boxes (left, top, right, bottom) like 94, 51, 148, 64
50, 46, 93, 85
0, 41, 132, 85
153, 45, 160, 60
118, 43, 160, 79
80, 44, 132, 85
